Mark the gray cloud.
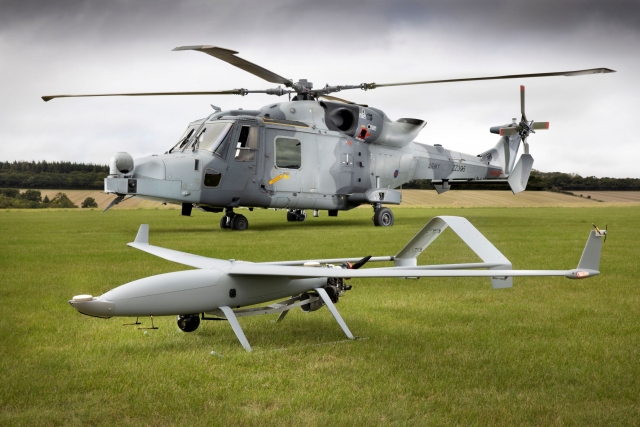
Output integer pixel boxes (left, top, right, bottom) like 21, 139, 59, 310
0, 0, 637, 177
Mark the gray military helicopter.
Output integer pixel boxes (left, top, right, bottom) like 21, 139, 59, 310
43, 46, 615, 229
69, 217, 606, 352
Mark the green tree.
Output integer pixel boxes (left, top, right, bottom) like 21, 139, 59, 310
20, 189, 42, 202
0, 188, 19, 198
81, 197, 98, 208
49, 193, 77, 208
43, 195, 50, 204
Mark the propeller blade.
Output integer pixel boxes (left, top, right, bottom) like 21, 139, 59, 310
520, 85, 526, 121
173, 45, 293, 86
532, 122, 549, 130
350, 255, 372, 270
499, 127, 519, 136
318, 95, 368, 107
362, 68, 615, 90
42, 90, 244, 102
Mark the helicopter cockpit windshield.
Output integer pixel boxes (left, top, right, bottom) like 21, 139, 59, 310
193, 122, 233, 154
169, 126, 196, 153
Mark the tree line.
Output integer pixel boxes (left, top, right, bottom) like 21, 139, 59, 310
1, 161, 638, 192
403, 170, 640, 192
0, 161, 108, 190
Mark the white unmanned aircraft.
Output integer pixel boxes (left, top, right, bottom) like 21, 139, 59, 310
70, 217, 606, 352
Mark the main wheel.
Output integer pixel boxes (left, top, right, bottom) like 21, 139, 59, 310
295, 209, 307, 222
373, 207, 394, 227
287, 210, 296, 222
177, 314, 201, 332
231, 214, 249, 230
220, 216, 230, 229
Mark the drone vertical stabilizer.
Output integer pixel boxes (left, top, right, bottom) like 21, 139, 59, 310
577, 230, 605, 271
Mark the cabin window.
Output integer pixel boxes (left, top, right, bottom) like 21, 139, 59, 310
198, 122, 233, 153
204, 169, 222, 187
235, 126, 259, 161
275, 137, 301, 169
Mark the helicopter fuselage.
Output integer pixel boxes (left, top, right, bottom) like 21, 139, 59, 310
105, 100, 505, 222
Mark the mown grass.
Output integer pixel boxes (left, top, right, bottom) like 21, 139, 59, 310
1, 206, 638, 426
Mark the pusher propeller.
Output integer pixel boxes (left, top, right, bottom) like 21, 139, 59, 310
592, 223, 608, 242
348, 255, 373, 270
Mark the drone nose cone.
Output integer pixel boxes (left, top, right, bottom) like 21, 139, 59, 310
68, 295, 115, 318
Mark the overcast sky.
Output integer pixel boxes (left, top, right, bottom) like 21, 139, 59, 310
1, 0, 637, 177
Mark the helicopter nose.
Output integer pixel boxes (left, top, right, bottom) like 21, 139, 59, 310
68, 295, 115, 318
132, 156, 166, 180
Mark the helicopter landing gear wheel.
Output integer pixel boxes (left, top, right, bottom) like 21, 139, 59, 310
220, 215, 230, 229
231, 214, 249, 230
177, 314, 200, 332
373, 207, 394, 227
287, 209, 306, 222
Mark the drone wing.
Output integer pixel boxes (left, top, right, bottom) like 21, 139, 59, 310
228, 263, 597, 280
126, 225, 228, 269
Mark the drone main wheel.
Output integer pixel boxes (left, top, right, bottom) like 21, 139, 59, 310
231, 214, 249, 230
373, 207, 394, 227
177, 314, 201, 332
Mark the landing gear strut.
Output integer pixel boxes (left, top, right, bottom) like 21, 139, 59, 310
177, 314, 200, 332
372, 204, 394, 227
220, 208, 249, 231
286, 209, 307, 222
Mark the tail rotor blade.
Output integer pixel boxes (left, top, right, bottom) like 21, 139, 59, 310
499, 127, 519, 136
520, 85, 526, 121
532, 122, 549, 130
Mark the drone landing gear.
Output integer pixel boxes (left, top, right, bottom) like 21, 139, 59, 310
220, 208, 249, 231
286, 209, 307, 222
177, 314, 201, 332
138, 315, 159, 330
205, 293, 355, 352
372, 204, 394, 227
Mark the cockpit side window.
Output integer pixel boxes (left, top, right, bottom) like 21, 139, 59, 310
235, 126, 258, 161
275, 137, 301, 169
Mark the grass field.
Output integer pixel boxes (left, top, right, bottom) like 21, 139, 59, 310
1, 206, 639, 426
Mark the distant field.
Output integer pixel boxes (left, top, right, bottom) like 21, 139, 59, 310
34, 188, 640, 210
1, 206, 638, 426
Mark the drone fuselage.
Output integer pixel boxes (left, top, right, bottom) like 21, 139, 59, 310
105, 100, 508, 217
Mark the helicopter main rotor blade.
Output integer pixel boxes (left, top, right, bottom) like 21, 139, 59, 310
173, 45, 293, 87
318, 95, 368, 107
42, 90, 246, 102
361, 68, 615, 90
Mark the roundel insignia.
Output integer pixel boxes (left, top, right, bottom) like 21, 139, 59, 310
394, 170, 399, 178
347, 140, 352, 146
